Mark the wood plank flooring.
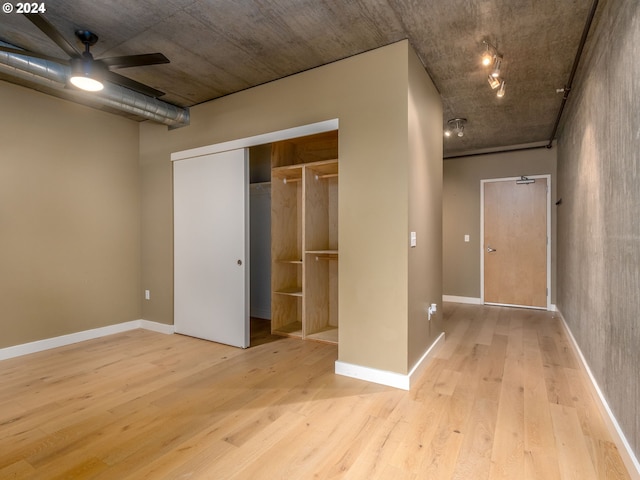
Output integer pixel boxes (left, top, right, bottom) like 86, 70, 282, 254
0, 304, 632, 479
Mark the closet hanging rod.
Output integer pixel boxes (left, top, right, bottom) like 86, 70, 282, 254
282, 177, 301, 184
315, 173, 338, 180
309, 250, 339, 261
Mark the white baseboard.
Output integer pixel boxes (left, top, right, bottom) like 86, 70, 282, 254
442, 295, 482, 305
557, 309, 640, 478
407, 332, 446, 387
335, 332, 445, 390
0, 320, 174, 361
138, 320, 175, 335
443, 296, 559, 313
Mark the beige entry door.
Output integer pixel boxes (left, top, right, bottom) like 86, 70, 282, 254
483, 177, 548, 308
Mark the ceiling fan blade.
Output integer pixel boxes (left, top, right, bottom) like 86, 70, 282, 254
104, 70, 165, 98
99, 53, 170, 69
0, 45, 70, 64
23, 13, 80, 58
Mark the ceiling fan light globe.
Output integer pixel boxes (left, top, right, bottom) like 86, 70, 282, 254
70, 75, 104, 91
69, 57, 104, 92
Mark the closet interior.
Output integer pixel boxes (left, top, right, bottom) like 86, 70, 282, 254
270, 130, 339, 344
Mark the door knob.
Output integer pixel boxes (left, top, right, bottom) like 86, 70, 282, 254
487, 246, 497, 253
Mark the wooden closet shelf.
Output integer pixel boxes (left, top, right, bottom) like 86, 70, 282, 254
274, 288, 303, 297
306, 160, 338, 177
277, 258, 303, 264
307, 158, 338, 167
272, 166, 302, 183
272, 321, 303, 338
306, 326, 338, 344
250, 181, 271, 188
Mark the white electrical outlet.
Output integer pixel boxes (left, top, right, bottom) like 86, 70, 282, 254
427, 303, 437, 321
145, 290, 150, 300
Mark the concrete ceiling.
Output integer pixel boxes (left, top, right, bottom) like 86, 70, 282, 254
0, 0, 593, 156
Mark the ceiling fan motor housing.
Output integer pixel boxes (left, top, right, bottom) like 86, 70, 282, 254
75, 30, 99, 48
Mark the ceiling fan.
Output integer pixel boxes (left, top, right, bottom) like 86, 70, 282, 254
0, 13, 169, 97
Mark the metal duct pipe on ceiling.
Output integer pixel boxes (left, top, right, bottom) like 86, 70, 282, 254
546, 0, 599, 147
0, 41, 189, 128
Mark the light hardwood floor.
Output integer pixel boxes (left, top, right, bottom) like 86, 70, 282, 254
0, 304, 632, 479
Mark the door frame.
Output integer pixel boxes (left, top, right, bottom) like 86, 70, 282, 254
171, 119, 339, 161
480, 174, 551, 310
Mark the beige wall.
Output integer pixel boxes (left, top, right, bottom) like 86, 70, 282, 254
140, 40, 442, 374
443, 147, 557, 302
0, 81, 141, 348
407, 47, 444, 369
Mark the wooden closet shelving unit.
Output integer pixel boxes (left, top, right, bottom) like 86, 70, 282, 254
271, 131, 339, 344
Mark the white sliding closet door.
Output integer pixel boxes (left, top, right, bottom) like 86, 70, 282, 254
173, 149, 249, 348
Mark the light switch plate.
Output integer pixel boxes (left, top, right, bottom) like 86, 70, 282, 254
464, 234, 470, 242
410, 231, 417, 247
